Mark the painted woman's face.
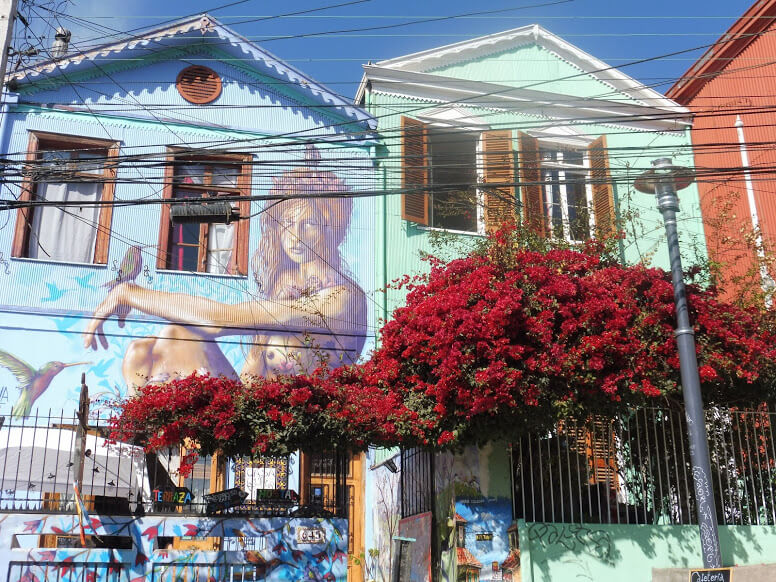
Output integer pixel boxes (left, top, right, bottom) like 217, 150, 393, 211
279, 204, 326, 264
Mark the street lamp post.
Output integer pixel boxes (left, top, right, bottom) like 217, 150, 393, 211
634, 157, 722, 569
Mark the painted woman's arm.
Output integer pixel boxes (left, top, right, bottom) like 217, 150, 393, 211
83, 282, 361, 350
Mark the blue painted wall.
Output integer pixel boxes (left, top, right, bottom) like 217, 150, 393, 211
0, 28, 377, 417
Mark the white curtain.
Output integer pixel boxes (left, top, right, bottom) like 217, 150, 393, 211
28, 182, 102, 262
206, 222, 235, 274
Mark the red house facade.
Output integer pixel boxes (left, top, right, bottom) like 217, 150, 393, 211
667, 0, 776, 303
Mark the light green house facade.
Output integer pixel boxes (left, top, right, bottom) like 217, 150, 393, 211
356, 25, 775, 582
357, 24, 706, 319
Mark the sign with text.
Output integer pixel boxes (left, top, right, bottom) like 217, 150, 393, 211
475, 533, 494, 541
152, 487, 194, 507
255, 489, 298, 506
204, 487, 248, 514
245, 467, 276, 500
689, 568, 732, 582
296, 526, 326, 544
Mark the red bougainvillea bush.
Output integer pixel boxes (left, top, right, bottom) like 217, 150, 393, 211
113, 231, 776, 467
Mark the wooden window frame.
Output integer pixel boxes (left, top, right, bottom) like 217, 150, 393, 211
157, 149, 252, 275
519, 132, 615, 241
11, 131, 119, 264
539, 143, 593, 243
401, 117, 517, 233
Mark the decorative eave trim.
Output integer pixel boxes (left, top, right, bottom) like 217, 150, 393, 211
7, 14, 377, 133
11, 103, 378, 147
363, 65, 691, 132
364, 24, 677, 110
667, 0, 776, 103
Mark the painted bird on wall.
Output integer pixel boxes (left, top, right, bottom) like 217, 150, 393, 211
104, 245, 144, 290
0, 350, 90, 418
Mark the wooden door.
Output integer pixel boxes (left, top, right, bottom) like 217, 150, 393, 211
300, 452, 365, 582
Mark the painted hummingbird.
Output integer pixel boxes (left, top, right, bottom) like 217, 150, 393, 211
0, 350, 90, 418
103, 244, 144, 291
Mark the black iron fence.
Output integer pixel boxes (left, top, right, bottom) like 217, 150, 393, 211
513, 405, 776, 526
0, 411, 348, 517
400, 448, 433, 518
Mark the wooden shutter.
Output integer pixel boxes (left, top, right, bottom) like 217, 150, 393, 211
234, 154, 253, 276
560, 418, 619, 493
589, 135, 615, 239
401, 116, 429, 225
518, 132, 546, 236
93, 142, 119, 264
157, 153, 176, 269
585, 419, 619, 491
11, 133, 39, 257
482, 130, 516, 231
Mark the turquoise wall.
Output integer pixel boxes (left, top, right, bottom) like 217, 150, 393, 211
428, 44, 631, 100
518, 520, 776, 582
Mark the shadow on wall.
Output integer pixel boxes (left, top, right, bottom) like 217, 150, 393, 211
520, 521, 776, 582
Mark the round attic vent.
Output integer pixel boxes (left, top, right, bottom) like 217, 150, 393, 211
176, 65, 222, 104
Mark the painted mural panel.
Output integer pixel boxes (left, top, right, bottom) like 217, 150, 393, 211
0, 142, 375, 417
435, 444, 514, 582
0, 513, 348, 582
396, 512, 432, 582
368, 460, 400, 582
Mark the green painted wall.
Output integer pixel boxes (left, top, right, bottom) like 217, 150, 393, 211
428, 44, 632, 100
365, 87, 707, 324
518, 520, 776, 582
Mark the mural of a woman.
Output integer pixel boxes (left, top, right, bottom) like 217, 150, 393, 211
83, 145, 367, 392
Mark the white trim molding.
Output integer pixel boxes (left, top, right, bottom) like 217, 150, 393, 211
363, 65, 691, 133
356, 24, 683, 113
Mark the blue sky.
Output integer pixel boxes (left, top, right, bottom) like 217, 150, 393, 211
20, 0, 755, 99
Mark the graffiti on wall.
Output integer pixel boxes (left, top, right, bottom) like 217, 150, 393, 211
525, 522, 613, 562
0, 144, 373, 416
0, 513, 348, 582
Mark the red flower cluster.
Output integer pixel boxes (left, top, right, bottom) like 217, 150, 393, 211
113, 232, 776, 469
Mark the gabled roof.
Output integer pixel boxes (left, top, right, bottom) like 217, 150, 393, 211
667, 0, 776, 103
8, 14, 376, 132
357, 24, 679, 112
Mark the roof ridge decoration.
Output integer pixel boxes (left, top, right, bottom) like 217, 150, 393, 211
8, 13, 376, 133
356, 23, 677, 112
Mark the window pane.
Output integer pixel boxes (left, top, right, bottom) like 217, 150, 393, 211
174, 163, 206, 186
563, 149, 584, 166
429, 129, 478, 232
543, 170, 564, 237
166, 158, 245, 272
540, 148, 559, 163
167, 189, 201, 271
567, 176, 589, 241
169, 224, 200, 271
211, 164, 240, 189
75, 150, 106, 172
206, 222, 235, 274
39, 150, 70, 163
27, 182, 101, 262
